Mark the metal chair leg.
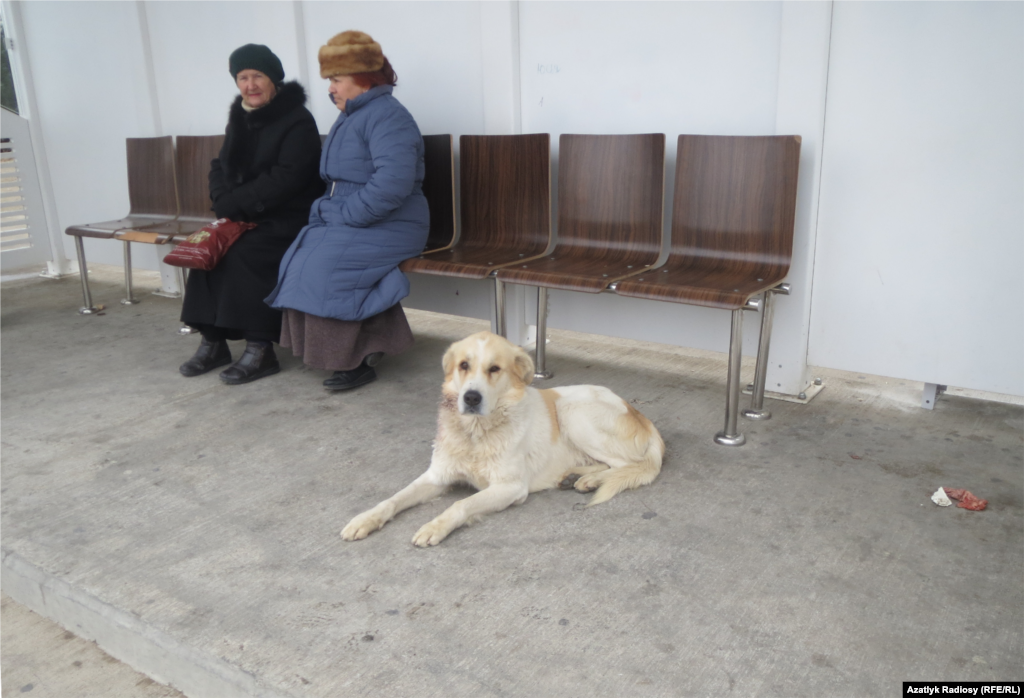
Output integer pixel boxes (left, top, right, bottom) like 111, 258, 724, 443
714, 308, 746, 446
120, 241, 139, 305
493, 276, 507, 337
743, 283, 790, 420
533, 286, 553, 380
73, 236, 100, 315
743, 291, 776, 421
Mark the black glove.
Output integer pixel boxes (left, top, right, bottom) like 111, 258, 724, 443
213, 194, 243, 221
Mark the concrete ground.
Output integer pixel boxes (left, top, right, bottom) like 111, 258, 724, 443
1, 267, 1021, 698
1, 592, 185, 698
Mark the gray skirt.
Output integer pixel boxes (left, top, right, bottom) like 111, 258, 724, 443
280, 304, 414, 371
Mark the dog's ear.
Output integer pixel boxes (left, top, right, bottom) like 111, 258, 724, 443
513, 346, 535, 386
442, 344, 457, 380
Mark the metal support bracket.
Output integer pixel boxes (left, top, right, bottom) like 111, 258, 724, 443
742, 283, 791, 421
922, 383, 947, 410
533, 286, 553, 380
493, 275, 507, 338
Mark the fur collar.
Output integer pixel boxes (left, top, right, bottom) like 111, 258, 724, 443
222, 81, 308, 182
228, 80, 308, 128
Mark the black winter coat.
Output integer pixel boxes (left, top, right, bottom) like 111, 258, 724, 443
181, 81, 324, 338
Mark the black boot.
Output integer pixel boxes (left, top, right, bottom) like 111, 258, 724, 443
179, 337, 232, 377
219, 341, 280, 385
322, 353, 382, 391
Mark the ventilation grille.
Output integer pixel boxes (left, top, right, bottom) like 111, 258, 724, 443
1, 136, 32, 252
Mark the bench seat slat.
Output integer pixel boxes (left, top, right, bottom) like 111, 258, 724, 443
420, 135, 456, 253
496, 252, 659, 293
402, 134, 552, 278
494, 133, 665, 292
400, 245, 549, 279
615, 135, 800, 309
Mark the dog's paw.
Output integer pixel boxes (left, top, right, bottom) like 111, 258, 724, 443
574, 473, 602, 493
341, 512, 385, 541
558, 473, 582, 490
411, 520, 450, 547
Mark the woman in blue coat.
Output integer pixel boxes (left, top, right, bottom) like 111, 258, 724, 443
266, 31, 429, 390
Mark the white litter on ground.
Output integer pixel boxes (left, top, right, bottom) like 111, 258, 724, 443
931, 487, 952, 507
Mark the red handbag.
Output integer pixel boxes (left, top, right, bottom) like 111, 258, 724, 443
162, 218, 257, 271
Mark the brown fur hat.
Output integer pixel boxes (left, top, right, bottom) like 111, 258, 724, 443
319, 31, 384, 78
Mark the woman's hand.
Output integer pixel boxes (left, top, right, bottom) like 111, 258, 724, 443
213, 194, 243, 221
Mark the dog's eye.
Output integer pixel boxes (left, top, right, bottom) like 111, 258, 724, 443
488, 365, 501, 374
459, 361, 469, 371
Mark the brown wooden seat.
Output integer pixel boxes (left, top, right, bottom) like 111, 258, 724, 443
615, 135, 802, 445
400, 133, 551, 278
117, 134, 224, 243
64, 136, 179, 312
420, 134, 455, 253
105, 135, 225, 308
175, 135, 225, 222
494, 133, 665, 293
490, 134, 664, 374
615, 135, 800, 309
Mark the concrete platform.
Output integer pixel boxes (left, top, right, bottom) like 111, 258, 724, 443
2, 268, 1022, 697
1, 592, 185, 698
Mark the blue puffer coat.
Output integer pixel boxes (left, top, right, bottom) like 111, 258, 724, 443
265, 85, 429, 321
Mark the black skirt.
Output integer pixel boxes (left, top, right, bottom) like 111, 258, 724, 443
181, 216, 303, 339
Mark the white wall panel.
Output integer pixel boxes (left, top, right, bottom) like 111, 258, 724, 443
479, 1, 521, 135
768, 0, 833, 395
300, 2, 484, 138
809, 2, 1024, 396
145, 1, 300, 137
17, 1, 155, 267
519, 1, 782, 137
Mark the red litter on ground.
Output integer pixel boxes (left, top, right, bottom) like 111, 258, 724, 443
943, 487, 988, 511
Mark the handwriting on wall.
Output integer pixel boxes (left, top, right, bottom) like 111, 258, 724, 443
537, 65, 559, 107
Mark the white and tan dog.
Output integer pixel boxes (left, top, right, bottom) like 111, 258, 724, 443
341, 331, 664, 547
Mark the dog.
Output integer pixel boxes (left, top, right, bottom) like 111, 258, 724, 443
341, 331, 665, 547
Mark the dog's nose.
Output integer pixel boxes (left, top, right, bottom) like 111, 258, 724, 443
463, 390, 482, 408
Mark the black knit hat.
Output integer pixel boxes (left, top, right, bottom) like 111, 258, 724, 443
229, 44, 284, 84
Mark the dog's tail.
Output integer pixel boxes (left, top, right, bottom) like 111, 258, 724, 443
587, 429, 665, 507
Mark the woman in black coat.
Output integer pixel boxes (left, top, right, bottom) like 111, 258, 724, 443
179, 44, 324, 384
